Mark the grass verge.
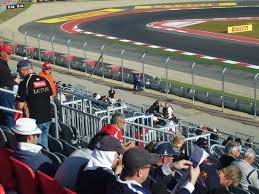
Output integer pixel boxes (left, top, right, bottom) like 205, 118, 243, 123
83, 34, 259, 74
0, 2, 32, 24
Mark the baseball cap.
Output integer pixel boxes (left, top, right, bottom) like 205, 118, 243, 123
42, 62, 51, 70
17, 60, 32, 70
122, 148, 160, 170
0, 44, 13, 55
12, 118, 42, 135
153, 142, 180, 157
96, 135, 125, 155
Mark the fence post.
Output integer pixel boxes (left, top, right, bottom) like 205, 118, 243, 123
101, 45, 105, 79
165, 57, 170, 94
83, 41, 88, 74
51, 36, 55, 65
12, 32, 15, 45
221, 67, 227, 112
121, 49, 125, 84
67, 39, 71, 69
141, 53, 146, 89
253, 73, 259, 117
24, 31, 28, 57
0, 31, 2, 43
191, 62, 196, 101
37, 33, 41, 62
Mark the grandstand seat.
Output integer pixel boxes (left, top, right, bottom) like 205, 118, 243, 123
58, 122, 75, 144
229, 186, 251, 194
48, 135, 64, 154
36, 171, 76, 194
41, 149, 62, 166
2, 129, 17, 149
59, 139, 77, 157
10, 157, 39, 194
0, 184, 5, 194
0, 128, 7, 148
0, 149, 16, 190
248, 186, 259, 194
54, 152, 67, 163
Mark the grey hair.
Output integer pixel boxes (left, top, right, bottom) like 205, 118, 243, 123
244, 148, 256, 159
110, 113, 125, 124
225, 141, 240, 154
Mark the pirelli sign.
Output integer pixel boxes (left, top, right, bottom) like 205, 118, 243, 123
227, 24, 252, 34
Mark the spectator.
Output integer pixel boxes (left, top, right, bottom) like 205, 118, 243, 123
245, 138, 253, 148
108, 87, 117, 104
106, 147, 160, 194
172, 134, 188, 161
165, 103, 174, 119
218, 141, 240, 169
39, 62, 57, 97
12, 72, 21, 94
148, 100, 160, 116
0, 43, 15, 128
222, 136, 233, 146
133, 73, 142, 91
235, 137, 242, 145
76, 135, 125, 194
55, 132, 109, 191
232, 148, 259, 190
17, 60, 52, 148
144, 140, 157, 153
11, 118, 57, 176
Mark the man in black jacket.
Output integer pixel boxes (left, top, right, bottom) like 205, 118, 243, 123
0, 44, 15, 128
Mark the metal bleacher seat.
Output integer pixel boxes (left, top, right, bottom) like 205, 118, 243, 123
229, 186, 251, 194
248, 186, 259, 194
54, 152, 67, 163
2, 129, 17, 149
48, 135, 64, 154
41, 149, 62, 166
0, 128, 7, 149
58, 121, 76, 144
59, 139, 77, 157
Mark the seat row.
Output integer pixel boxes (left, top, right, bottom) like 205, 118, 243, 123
0, 149, 76, 194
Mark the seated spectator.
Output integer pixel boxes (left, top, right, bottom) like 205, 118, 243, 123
148, 100, 160, 116
245, 138, 253, 148
235, 138, 242, 145
196, 164, 242, 194
218, 141, 240, 169
172, 134, 188, 161
222, 136, 233, 146
55, 132, 109, 191
12, 118, 58, 177
165, 103, 174, 119
108, 87, 117, 105
76, 135, 125, 194
232, 148, 259, 190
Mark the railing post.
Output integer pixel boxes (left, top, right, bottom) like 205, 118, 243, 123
37, 33, 41, 62
83, 41, 88, 74
121, 49, 125, 84
165, 57, 170, 94
12, 32, 15, 45
51, 36, 55, 65
191, 62, 196, 101
141, 53, 146, 89
51, 102, 59, 139
0, 32, 3, 43
221, 67, 227, 112
253, 73, 259, 117
67, 39, 71, 69
101, 45, 105, 79
24, 31, 28, 57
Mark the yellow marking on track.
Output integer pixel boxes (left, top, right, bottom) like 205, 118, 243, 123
36, 8, 125, 23
134, 2, 237, 9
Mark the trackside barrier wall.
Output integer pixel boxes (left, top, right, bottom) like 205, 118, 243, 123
1, 36, 258, 116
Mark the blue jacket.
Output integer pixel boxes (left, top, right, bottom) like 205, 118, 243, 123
12, 149, 58, 177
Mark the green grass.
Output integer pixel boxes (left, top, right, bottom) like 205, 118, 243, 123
162, 78, 258, 103
187, 20, 259, 39
0, 2, 32, 24
83, 34, 259, 74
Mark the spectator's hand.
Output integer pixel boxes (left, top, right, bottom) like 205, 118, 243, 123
170, 159, 193, 170
124, 141, 135, 150
114, 156, 123, 175
190, 166, 200, 186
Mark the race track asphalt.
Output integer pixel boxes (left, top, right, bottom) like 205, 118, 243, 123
19, 6, 259, 88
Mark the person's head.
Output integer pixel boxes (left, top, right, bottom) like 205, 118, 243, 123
110, 113, 125, 130
17, 60, 33, 78
243, 148, 256, 165
42, 62, 52, 75
245, 138, 253, 148
121, 148, 160, 184
87, 132, 109, 151
235, 138, 242, 145
153, 142, 179, 165
0, 44, 13, 61
172, 134, 185, 150
218, 165, 242, 187
225, 141, 240, 158
12, 72, 21, 84
12, 118, 41, 145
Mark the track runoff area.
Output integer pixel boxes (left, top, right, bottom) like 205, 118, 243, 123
35, 2, 259, 70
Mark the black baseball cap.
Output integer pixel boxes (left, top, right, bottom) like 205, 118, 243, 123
96, 135, 125, 155
122, 148, 160, 170
153, 142, 180, 157
17, 60, 32, 70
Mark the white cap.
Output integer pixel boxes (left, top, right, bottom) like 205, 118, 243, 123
12, 118, 42, 135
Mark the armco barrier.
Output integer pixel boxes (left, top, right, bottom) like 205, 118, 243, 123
4, 38, 259, 116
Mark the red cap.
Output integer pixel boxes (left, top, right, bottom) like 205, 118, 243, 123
42, 62, 52, 70
0, 44, 13, 55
